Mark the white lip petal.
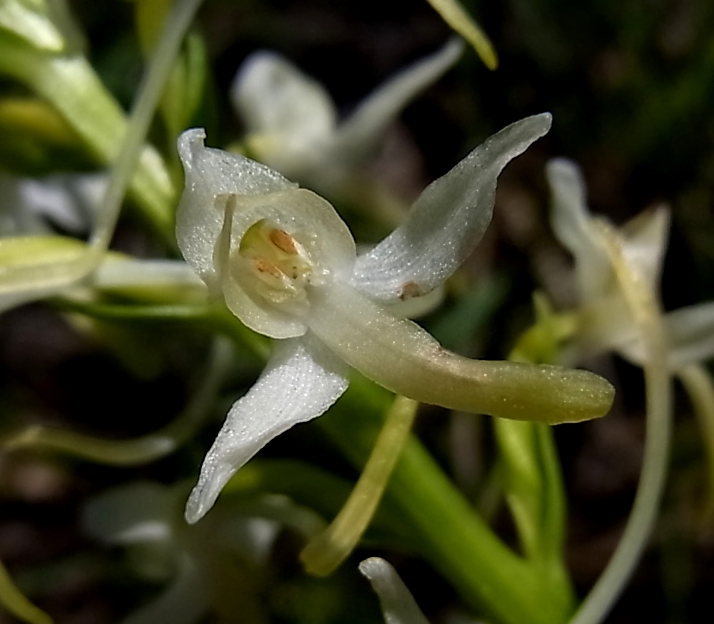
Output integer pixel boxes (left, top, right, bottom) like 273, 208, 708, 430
230, 51, 336, 149
350, 113, 552, 304
175, 128, 297, 289
185, 334, 349, 524
332, 38, 464, 164
308, 282, 614, 424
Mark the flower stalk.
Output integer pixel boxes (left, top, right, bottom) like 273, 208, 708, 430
300, 395, 418, 576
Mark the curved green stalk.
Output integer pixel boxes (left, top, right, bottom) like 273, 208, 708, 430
0, 0, 204, 309
320, 375, 574, 624
4, 337, 231, 465
0, 560, 52, 624
0, 44, 175, 241
300, 396, 418, 576
425, 0, 498, 69
676, 364, 714, 523
84, 0, 204, 253
569, 219, 672, 624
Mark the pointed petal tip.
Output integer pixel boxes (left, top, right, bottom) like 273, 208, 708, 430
528, 111, 552, 136
184, 460, 236, 525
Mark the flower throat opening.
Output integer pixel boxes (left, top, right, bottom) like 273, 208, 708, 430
237, 218, 315, 304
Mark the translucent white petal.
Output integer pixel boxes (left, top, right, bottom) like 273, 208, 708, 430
175, 128, 297, 289
185, 334, 349, 524
230, 51, 336, 149
619, 205, 670, 293
350, 114, 552, 303
332, 38, 463, 164
308, 282, 614, 423
546, 158, 611, 303
359, 557, 430, 624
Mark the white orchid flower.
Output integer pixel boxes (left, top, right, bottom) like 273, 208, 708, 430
176, 116, 615, 524
547, 158, 714, 370
231, 39, 463, 196
83, 481, 318, 624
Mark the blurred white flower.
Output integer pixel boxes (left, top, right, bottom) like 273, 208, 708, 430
547, 158, 714, 369
175, 118, 614, 524
83, 480, 320, 624
231, 39, 463, 202
0, 172, 105, 236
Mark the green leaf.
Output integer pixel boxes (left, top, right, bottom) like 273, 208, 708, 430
135, 0, 208, 142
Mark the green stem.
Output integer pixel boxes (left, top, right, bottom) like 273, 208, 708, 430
675, 364, 714, 524
0, 560, 52, 624
0, 42, 175, 242
3, 336, 231, 465
320, 376, 574, 624
300, 396, 418, 576
569, 220, 672, 624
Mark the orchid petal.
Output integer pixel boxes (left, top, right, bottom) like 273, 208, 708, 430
176, 128, 297, 291
359, 557, 430, 624
230, 51, 336, 151
612, 301, 714, 370
332, 38, 463, 164
185, 333, 349, 524
350, 113, 552, 303
666, 302, 714, 368
546, 158, 611, 303
308, 282, 614, 423
619, 205, 670, 293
